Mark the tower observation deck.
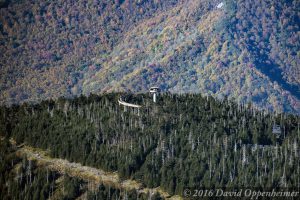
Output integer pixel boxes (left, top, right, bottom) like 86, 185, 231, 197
149, 87, 160, 103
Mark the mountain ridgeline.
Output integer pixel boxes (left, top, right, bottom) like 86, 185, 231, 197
0, 0, 299, 113
0, 93, 299, 197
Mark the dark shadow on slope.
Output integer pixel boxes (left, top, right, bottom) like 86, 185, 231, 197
0, 0, 11, 8
254, 58, 300, 100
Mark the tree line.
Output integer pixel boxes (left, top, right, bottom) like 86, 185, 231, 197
0, 93, 299, 196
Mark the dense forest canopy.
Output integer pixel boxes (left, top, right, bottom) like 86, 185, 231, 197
1, 93, 299, 197
0, 138, 161, 200
0, 0, 299, 113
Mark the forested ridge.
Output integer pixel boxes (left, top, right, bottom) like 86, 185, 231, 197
0, 0, 299, 113
1, 93, 299, 198
0, 138, 164, 200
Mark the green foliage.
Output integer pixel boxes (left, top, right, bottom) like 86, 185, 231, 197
0, 139, 150, 200
0, 140, 58, 200
1, 93, 299, 196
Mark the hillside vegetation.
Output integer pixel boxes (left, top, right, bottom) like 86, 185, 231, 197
1, 93, 299, 196
0, 138, 165, 200
0, 0, 299, 113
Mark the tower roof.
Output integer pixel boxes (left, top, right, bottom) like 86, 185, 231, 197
149, 87, 160, 93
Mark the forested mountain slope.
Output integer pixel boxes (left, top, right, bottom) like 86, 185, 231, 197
0, 0, 299, 113
0, 139, 165, 200
0, 138, 165, 200
1, 93, 299, 197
